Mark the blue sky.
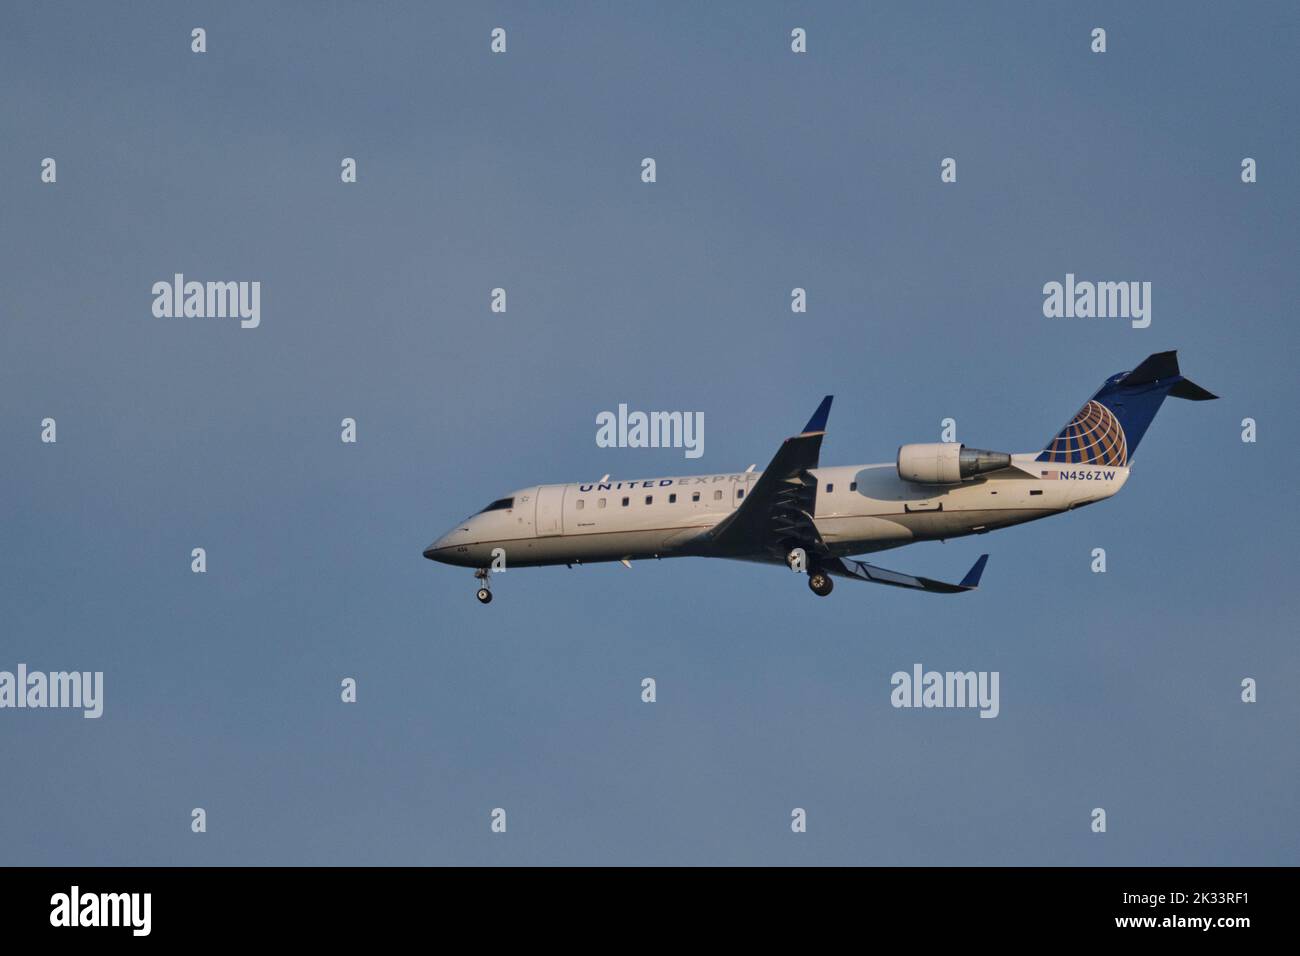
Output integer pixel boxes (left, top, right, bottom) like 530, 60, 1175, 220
2, 1, 1296, 865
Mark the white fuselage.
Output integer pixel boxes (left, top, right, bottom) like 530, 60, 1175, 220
425, 454, 1129, 569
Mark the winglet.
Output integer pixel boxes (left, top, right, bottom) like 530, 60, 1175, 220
801, 396, 833, 435
959, 554, 989, 590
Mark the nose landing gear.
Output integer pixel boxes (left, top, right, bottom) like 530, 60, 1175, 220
474, 568, 493, 604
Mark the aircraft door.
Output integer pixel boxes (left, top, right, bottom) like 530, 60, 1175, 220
731, 474, 757, 510
535, 484, 565, 537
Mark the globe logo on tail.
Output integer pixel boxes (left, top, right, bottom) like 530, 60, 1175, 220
1038, 400, 1127, 466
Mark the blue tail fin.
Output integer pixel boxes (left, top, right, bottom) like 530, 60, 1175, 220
1036, 351, 1217, 466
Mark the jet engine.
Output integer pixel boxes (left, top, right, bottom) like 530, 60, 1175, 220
896, 443, 1011, 485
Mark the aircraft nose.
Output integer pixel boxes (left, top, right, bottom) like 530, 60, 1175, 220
423, 526, 468, 562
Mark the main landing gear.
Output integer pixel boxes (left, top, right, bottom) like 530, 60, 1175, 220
807, 569, 834, 597
786, 545, 834, 597
474, 568, 493, 604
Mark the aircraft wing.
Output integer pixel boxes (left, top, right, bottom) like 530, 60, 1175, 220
704, 396, 989, 595
703, 396, 833, 557
825, 553, 988, 593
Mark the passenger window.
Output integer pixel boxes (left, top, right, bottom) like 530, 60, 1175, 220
714, 490, 723, 501
598, 498, 606, 508
645, 495, 653, 505
669, 493, 677, 503
850, 481, 857, 492
576, 499, 584, 510
736, 489, 744, 499
826, 483, 834, 493
692, 492, 700, 502
622, 497, 630, 506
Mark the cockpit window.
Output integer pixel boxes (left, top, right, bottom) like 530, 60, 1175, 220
479, 497, 514, 513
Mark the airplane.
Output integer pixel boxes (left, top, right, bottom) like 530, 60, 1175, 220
423, 351, 1215, 603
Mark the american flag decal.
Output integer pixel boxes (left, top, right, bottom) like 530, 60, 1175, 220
1041, 470, 1059, 479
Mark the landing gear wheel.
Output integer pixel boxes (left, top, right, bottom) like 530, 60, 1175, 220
808, 570, 833, 597
473, 567, 493, 604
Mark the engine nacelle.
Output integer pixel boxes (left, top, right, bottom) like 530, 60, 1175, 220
897, 443, 1011, 485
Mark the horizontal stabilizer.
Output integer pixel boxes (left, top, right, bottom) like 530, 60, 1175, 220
1122, 350, 1217, 400
1122, 350, 1181, 387
1169, 378, 1218, 401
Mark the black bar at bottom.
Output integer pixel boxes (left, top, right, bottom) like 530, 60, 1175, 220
0, 866, 1284, 941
